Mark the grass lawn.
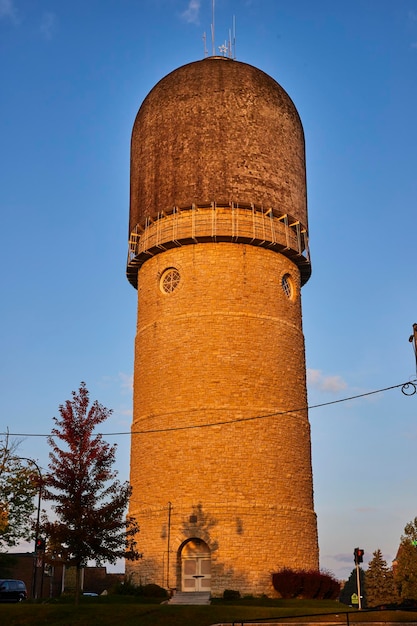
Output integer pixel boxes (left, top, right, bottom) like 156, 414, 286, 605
1, 597, 417, 626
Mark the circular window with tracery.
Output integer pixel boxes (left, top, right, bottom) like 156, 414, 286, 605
160, 268, 181, 294
281, 273, 294, 299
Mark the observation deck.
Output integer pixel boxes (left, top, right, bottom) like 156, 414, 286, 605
126, 200, 310, 289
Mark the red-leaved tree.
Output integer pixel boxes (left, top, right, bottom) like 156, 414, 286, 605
42, 382, 139, 603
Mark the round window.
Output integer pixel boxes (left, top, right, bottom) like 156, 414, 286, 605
281, 273, 293, 299
160, 268, 181, 294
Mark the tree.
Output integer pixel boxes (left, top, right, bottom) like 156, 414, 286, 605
394, 538, 417, 602
0, 432, 37, 550
403, 517, 417, 544
365, 549, 398, 607
42, 383, 140, 604
339, 567, 366, 606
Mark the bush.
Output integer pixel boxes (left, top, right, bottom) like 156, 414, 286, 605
272, 569, 301, 599
300, 570, 322, 598
317, 571, 341, 600
223, 589, 241, 600
111, 577, 168, 598
142, 583, 168, 598
272, 569, 340, 600
111, 576, 138, 596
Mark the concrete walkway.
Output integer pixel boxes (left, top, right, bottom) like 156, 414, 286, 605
168, 591, 211, 605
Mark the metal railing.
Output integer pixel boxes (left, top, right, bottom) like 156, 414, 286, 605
231, 607, 417, 626
126, 201, 311, 288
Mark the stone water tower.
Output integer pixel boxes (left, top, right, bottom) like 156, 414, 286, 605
126, 56, 319, 597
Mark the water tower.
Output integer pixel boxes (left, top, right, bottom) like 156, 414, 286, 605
126, 56, 318, 596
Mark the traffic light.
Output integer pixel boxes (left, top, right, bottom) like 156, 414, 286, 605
35, 537, 46, 552
354, 547, 364, 564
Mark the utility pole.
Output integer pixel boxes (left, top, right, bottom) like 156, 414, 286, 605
409, 322, 417, 375
166, 502, 172, 590
15, 457, 43, 599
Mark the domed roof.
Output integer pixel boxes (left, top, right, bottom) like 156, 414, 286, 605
129, 57, 307, 235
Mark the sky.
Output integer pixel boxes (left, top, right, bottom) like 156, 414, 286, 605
0, 0, 416, 581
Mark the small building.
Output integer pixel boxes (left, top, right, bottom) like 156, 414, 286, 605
4, 553, 123, 598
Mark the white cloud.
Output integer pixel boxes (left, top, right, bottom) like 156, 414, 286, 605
118, 372, 133, 393
332, 553, 355, 563
0, 0, 18, 23
307, 369, 347, 393
40, 11, 57, 40
181, 0, 200, 25
97, 372, 133, 396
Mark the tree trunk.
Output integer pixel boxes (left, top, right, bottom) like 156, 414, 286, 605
75, 564, 82, 605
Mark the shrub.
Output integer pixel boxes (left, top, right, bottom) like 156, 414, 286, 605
111, 576, 167, 598
272, 569, 340, 600
112, 577, 138, 595
272, 568, 302, 598
300, 570, 322, 598
317, 571, 341, 600
142, 583, 168, 598
223, 589, 241, 600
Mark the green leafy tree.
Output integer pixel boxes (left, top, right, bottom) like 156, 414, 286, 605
394, 539, 417, 601
365, 549, 398, 607
403, 518, 417, 544
42, 383, 140, 604
0, 432, 37, 549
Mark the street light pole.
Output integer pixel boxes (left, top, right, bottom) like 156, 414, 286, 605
15, 457, 43, 600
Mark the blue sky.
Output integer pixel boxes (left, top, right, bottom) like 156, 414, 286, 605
1, 0, 416, 580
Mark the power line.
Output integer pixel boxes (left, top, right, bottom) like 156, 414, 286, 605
1, 379, 415, 439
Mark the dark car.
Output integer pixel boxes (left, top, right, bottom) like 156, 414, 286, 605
0, 579, 27, 602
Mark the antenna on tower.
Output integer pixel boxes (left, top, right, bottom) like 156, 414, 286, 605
204, 2, 236, 60
232, 15, 236, 59
211, 0, 215, 56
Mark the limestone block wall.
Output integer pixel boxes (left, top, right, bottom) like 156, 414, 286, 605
127, 241, 318, 596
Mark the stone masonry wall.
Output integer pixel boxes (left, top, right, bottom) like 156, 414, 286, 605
127, 241, 318, 596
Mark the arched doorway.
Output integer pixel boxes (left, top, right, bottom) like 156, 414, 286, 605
180, 539, 211, 592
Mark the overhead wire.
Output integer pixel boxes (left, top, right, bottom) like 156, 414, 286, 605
1, 379, 414, 439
